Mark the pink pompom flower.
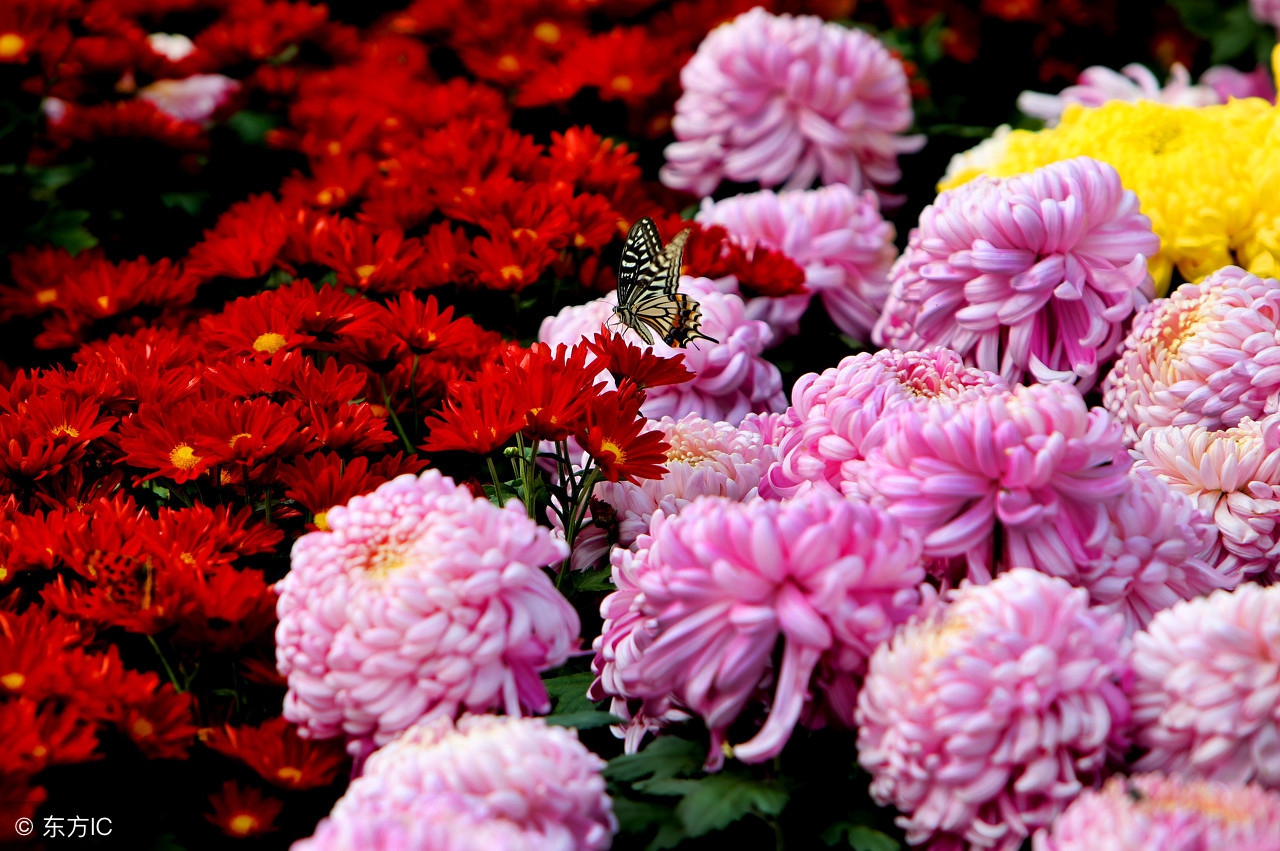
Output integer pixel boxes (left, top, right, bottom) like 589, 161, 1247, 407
275, 471, 580, 754
1132, 416, 1280, 580
294, 715, 616, 851
856, 568, 1133, 851
1130, 584, 1280, 789
762, 348, 1007, 500
138, 74, 240, 124
696, 184, 896, 341
539, 279, 786, 425
1103, 266, 1280, 443
661, 8, 922, 201
874, 156, 1158, 390
857, 381, 1132, 584
1081, 467, 1232, 636
1017, 63, 1220, 127
590, 490, 926, 768
1032, 772, 1280, 851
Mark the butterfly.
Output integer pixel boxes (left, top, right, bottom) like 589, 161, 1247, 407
612, 217, 717, 348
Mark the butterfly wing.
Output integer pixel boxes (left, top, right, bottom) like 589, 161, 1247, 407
616, 217, 664, 306
630, 291, 717, 348
655, 228, 691, 296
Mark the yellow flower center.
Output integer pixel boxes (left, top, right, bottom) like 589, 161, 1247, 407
610, 75, 633, 93
228, 814, 259, 837
50, 423, 79, 438
170, 444, 201, 471
0, 34, 25, 60
533, 22, 561, 44
599, 439, 626, 466
314, 510, 330, 531
228, 432, 253, 449
276, 767, 303, 785
354, 263, 377, 280
35, 288, 57, 305
132, 718, 155, 738
500, 265, 524, 283
497, 55, 519, 73
253, 331, 288, 353
1, 672, 25, 690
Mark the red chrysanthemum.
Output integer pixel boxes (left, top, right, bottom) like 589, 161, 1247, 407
202, 716, 348, 791
204, 780, 284, 839
583, 331, 695, 390
577, 388, 670, 483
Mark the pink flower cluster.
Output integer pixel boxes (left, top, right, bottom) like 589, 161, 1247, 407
590, 490, 926, 768
1034, 772, 1280, 850
295, 715, 616, 851
856, 569, 1132, 851
857, 380, 1132, 583
762, 347, 1007, 499
539, 279, 785, 424
1251, 0, 1280, 28
275, 471, 580, 754
875, 156, 1158, 390
696, 184, 896, 340
1018, 63, 1220, 127
1104, 266, 1280, 444
1130, 584, 1280, 789
661, 7, 922, 200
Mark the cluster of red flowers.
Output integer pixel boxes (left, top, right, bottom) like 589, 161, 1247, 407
0, 0, 846, 841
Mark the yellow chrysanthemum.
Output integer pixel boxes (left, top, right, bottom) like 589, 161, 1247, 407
941, 48, 1280, 295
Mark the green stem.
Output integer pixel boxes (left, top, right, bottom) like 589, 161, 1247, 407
380, 377, 415, 455
559, 465, 600, 582
515, 434, 537, 520
409, 354, 420, 440
487, 456, 507, 506
146, 635, 183, 693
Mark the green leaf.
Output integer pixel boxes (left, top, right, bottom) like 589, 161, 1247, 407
645, 821, 689, 851
605, 736, 704, 785
544, 711, 622, 730
226, 110, 279, 145
543, 671, 597, 715
32, 208, 98, 255
822, 822, 901, 851
611, 796, 674, 834
1168, 0, 1225, 36
572, 564, 615, 593
673, 773, 788, 838
1210, 7, 1260, 63
160, 191, 211, 216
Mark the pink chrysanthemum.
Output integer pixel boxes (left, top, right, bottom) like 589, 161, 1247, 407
857, 381, 1132, 583
660, 8, 922, 201
1103, 266, 1280, 443
539, 279, 786, 424
856, 568, 1133, 851
1018, 63, 1220, 127
590, 490, 926, 768
1200, 64, 1276, 103
1130, 584, 1280, 789
874, 156, 1159, 390
761, 348, 1007, 500
565, 414, 778, 571
1032, 772, 1280, 851
1250, 0, 1280, 28
1081, 467, 1232, 636
294, 715, 616, 851
275, 471, 580, 753
696, 185, 896, 340
138, 74, 241, 124
1132, 417, 1280, 580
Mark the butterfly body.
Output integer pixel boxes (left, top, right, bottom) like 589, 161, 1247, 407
613, 218, 717, 348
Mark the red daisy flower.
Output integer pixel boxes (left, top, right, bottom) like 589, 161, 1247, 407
184, 194, 293, 284
420, 373, 524, 455
583, 331, 694, 390
576, 389, 670, 483
117, 402, 211, 483
117, 685, 198, 760
194, 397, 306, 467
503, 342, 604, 441
204, 781, 283, 839
0, 244, 103, 322
279, 452, 426, 530
200, 290, 316, 357
202, 716, 347, 791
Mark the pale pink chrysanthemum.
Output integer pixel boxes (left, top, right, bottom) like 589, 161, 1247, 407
1081, 466, 1233, 636
538, 279, 786, 424
1103, 266, 1280, 444
696, 184, 896, 341
1018, 63, 1220, 127
761, 348, 1007, 500
274, 471, 580, 754
138, 74, 240, 124
590, 490, 926, 768
1130, 583, 1280, 789
1032, 772, 1280, 851
856, 568, 1133, 851
660, 7, 923, 201
1250, 0, 1280, 28
857, 381, 1132, 584
1131, 416, 1280, 580
294, 715, 616, 851
1200, 64, 1276, 103
563, 414, 778, 571
739, 410, 791, 446
874, 156, 1159, 390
